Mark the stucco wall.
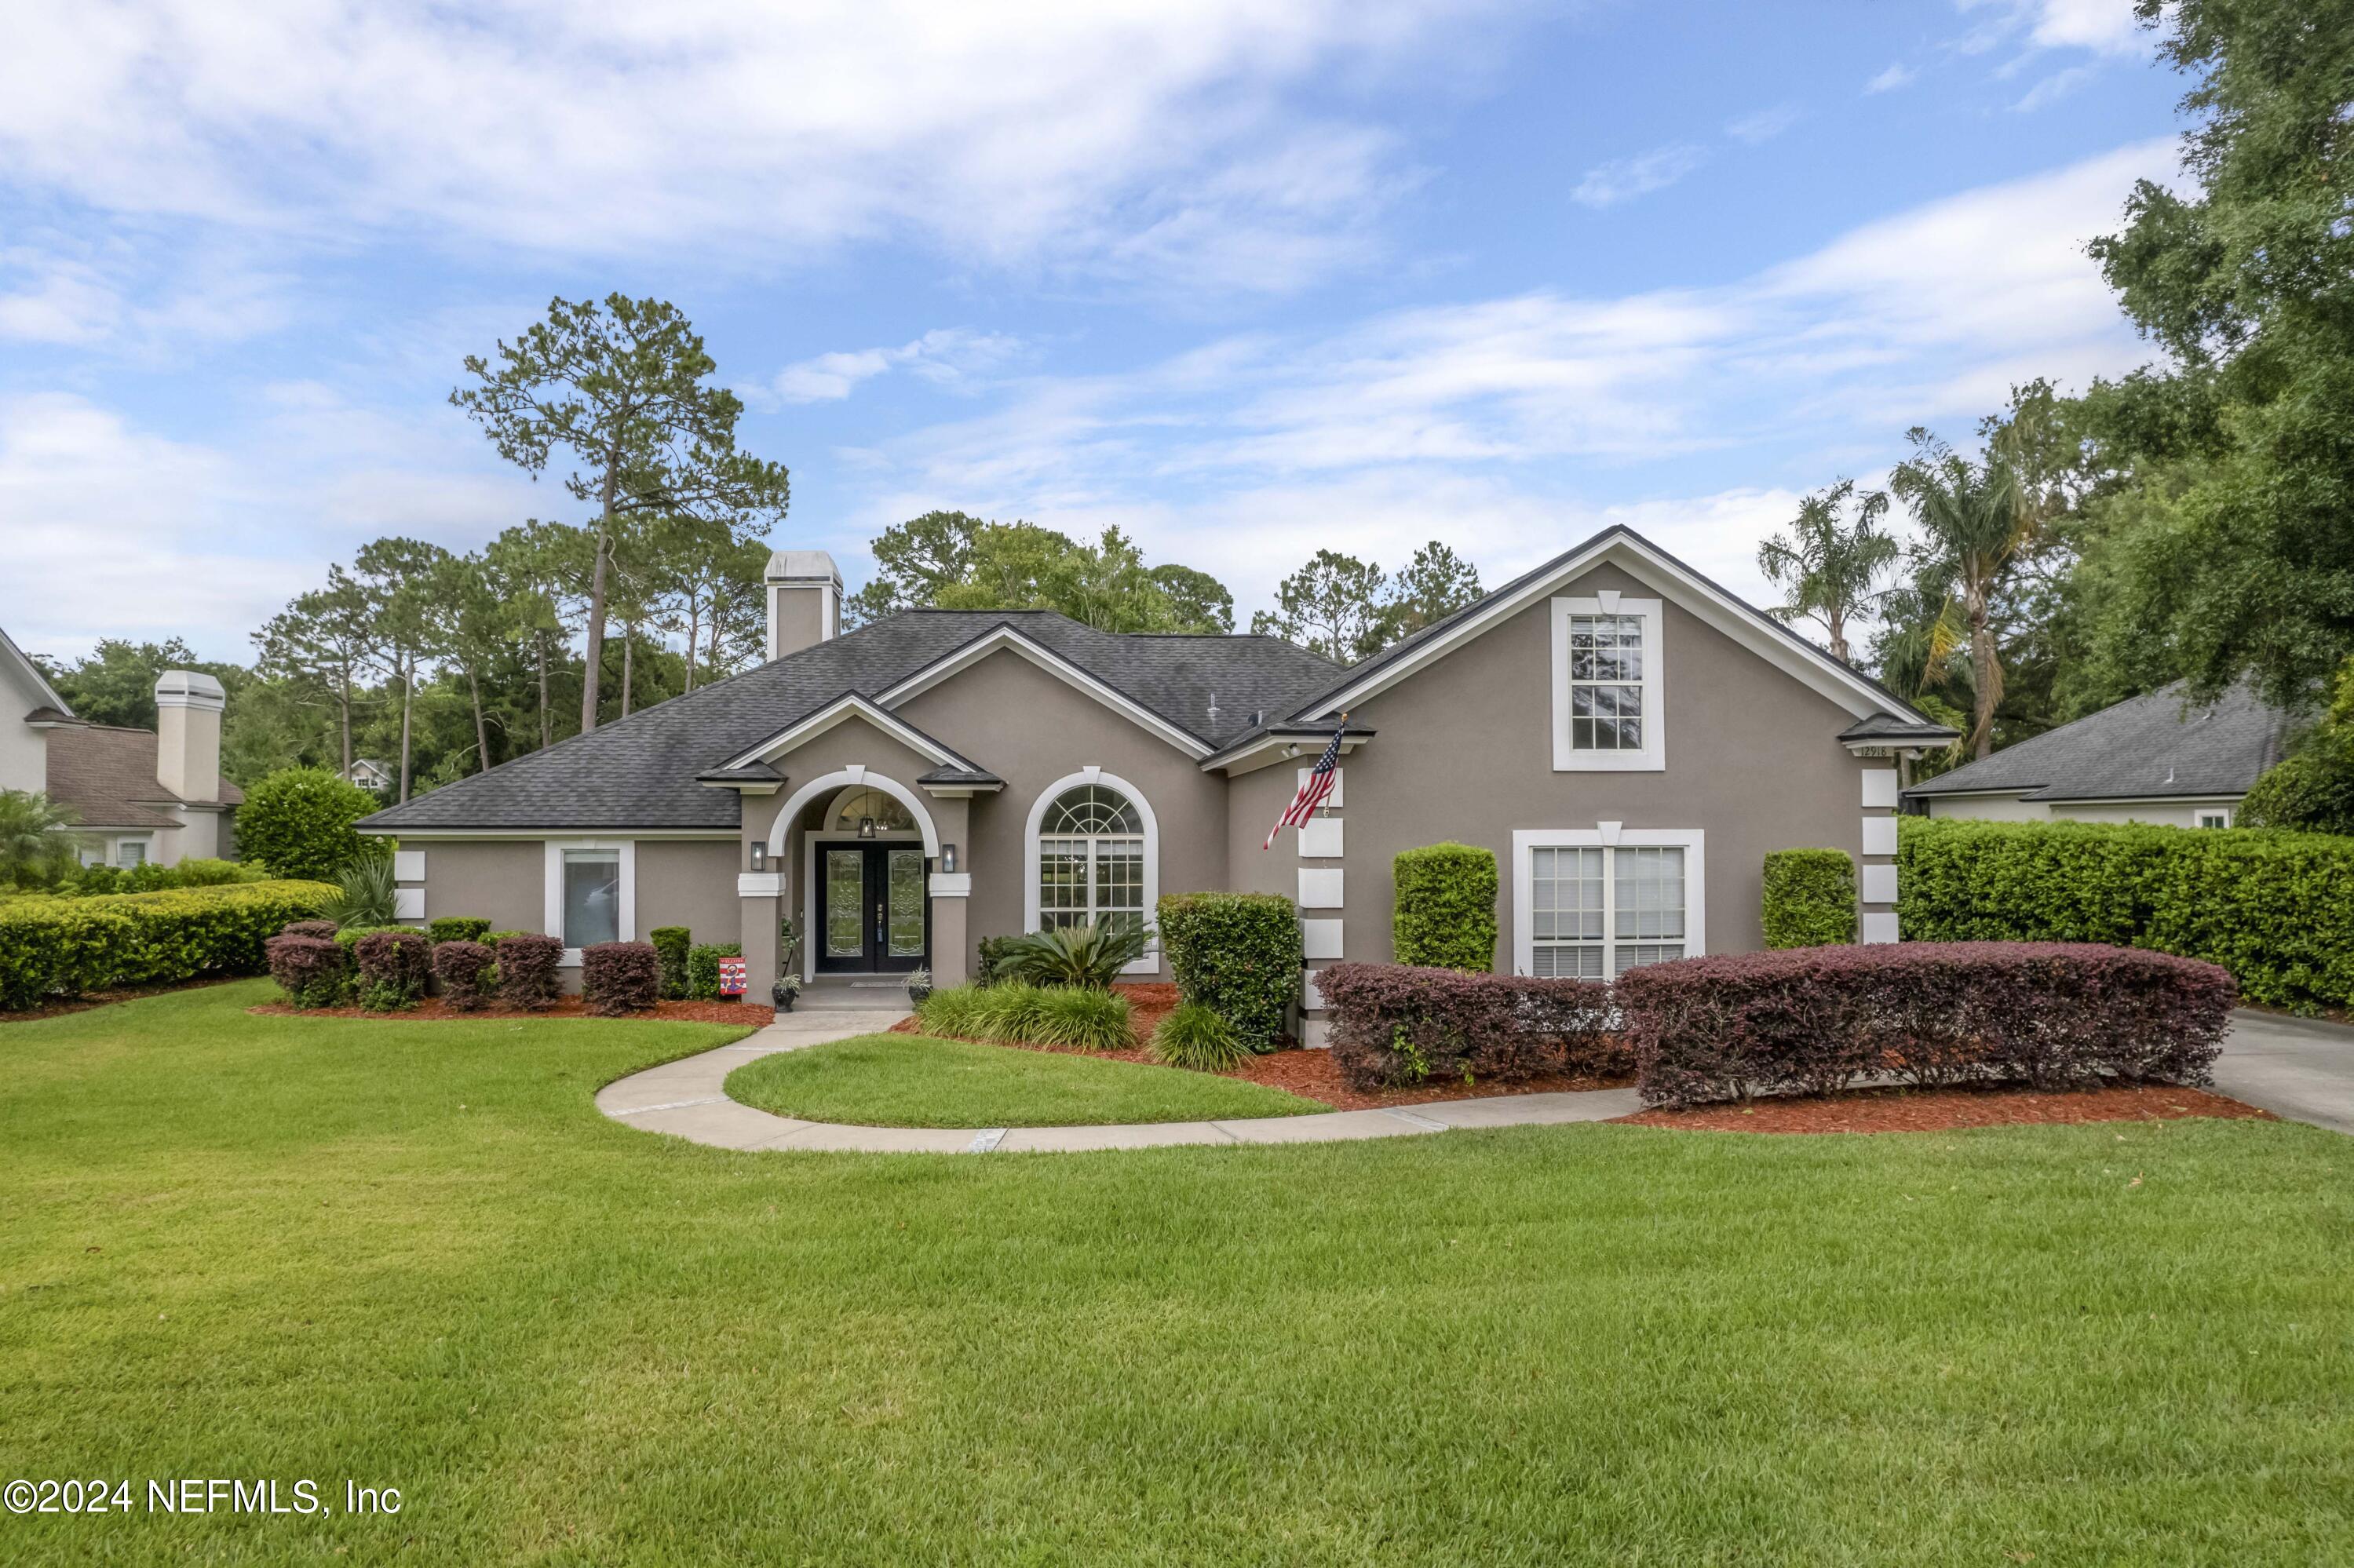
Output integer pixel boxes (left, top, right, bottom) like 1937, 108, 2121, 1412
1924, 793, 2051, 822
635, 839, 743, 946
1334, 560, 1870, 966
401, 841, 546, 932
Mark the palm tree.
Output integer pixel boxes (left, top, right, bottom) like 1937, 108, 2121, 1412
1889, 428, 2033, 760
0, 789, 89, 888
1756, 479, 1900, 664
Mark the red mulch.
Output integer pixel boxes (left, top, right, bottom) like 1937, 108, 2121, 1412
1618, 1081, 2273, 1135
0, 975, 249, 1023
249, 996, 774, 1024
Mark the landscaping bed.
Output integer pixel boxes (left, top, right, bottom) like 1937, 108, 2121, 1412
1619, 1081, 2272, 1135
251, 995, 774, 1024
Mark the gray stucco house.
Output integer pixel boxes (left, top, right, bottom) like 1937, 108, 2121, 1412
359, 527, 1957, 1030
1903, 681, 2293, 830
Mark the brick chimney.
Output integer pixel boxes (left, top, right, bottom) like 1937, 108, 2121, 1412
153, 669, 224, 803
765, 550, 842, 661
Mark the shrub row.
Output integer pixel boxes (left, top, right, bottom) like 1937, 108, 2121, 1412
1615, 941, 2235, 1108
582, 942, 662, 1016
0, 880, 339, 1010
53, 857, 268, 898
1392, 842, 1498, 972
354, 929, 431, 1010
1155, 892, 1299, 1049
1314, 962, 1622, 1091
914, 983, 1133, 1052
1761, 848, 1856, 948
1899, 816, 2354, 1009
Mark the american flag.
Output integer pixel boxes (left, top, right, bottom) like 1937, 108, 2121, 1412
1263, 717, 1347, 850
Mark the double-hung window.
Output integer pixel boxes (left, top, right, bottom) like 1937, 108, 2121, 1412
1550, 596, 1663, 770
561, 848, 621, 949
1514, 830, 1703, 978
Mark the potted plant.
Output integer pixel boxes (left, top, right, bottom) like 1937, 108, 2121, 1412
905, 967, 932, 1007
772, 975, 801, 1012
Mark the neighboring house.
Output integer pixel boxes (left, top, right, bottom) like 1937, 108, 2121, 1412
359, 528, 1957, 1034
1902, 681, 2294, 830
2, 628, 242, 867
342, 757, 395, 793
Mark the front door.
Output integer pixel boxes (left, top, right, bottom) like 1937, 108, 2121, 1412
816, 844, 929, 973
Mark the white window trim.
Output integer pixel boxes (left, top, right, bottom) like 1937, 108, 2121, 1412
2195, 808, 2233, 830
543, 839, 636, 967
1510, 826, 1704, 977
1550, 596, 1665, 771
1024, 768, 1160, 975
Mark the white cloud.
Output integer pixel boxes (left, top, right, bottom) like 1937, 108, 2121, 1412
1865, 62, 1918, 94
2015, 64, 2097, 111
0, 1, 1520, 296
769, 330, 1027, 404
1966, 0, 2148, 57
1571, 144, 1707, 209
1725, 104, 1802, 144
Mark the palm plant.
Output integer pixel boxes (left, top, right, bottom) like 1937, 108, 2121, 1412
987, 920, 1151, 988
0, 789, 89, 888
1889, 428, 2034, 760
1756, 479, 1900, 665
321, 851, 399, 930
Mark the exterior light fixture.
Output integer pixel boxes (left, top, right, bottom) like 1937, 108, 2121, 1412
858, 815, 877, 840
750, 843, 767, 872
940, 843, 958, 873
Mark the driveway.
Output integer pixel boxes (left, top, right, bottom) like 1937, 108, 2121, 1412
2216, 1010, 2354, 1136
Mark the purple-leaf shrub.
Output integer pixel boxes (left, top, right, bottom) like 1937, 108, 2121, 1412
581, 941, 661, 1016
265, 933, 350, 1009
353, 929, 430, 1011
432, 940, 495, 1012
1614, 941, 2235, 1109
279, 919, 339, 941
1315, 961, 1620, 1091
495, 933, 563, 1012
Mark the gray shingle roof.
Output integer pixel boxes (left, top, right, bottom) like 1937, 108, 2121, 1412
360, 611, 1340, 831
1903, 681, 2297, 802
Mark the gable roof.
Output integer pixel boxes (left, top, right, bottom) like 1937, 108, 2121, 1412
2, 625, 71, 719
46, 724, 244, 829
1903, 681, 2294, 803
359, 609, 1340, 831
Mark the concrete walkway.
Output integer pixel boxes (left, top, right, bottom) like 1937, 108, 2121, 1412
595, 1008, 1644, 1154
2215, 1009, 2354, 1136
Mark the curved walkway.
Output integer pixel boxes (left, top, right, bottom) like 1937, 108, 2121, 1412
596, 1007, 1644, 1154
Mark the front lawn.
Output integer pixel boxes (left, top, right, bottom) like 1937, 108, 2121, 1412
724, 1030, 1324, 1126
3, 980, 2352, 1564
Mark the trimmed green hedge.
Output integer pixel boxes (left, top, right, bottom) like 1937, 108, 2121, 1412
1392, 842, 1498, 971
0, 880, 339, 1011
649, 926, 692, 1000
1156, 892, 1301, 1049
1899, 816, 2354, 1009
687, 941, 742, 1000
1761, 848, 1856, 948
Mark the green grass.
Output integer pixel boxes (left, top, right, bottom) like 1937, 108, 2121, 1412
3, 979, 2352, 1565
724, 1030, 1322, 1126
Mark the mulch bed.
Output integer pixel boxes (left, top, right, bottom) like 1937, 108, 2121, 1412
1, 975, 250, 1023
1617, 1081, 2273, 1135
249, 996, 775, 1024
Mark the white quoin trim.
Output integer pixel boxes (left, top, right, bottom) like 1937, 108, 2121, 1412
1023, 768, 1160, 975
766, 768, 941, 859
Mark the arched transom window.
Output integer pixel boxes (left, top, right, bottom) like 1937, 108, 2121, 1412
827, 786, 916, 835
1038, 784, 1144, 937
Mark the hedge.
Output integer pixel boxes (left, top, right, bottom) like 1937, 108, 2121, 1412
1615, 941, 2235, 1108
1392, 842, 1498, 971
1315, 961, 1621, 1091
1898, 816, 2354, 1009
427, 916, 492, 945
582, 942, 662, 1016
649, 926, 692, 1000
687, 941, 742, 1000
1155, 892, 1301, 1049
264, 934, 351, 1009
354, 930, 430, 1011
432, 940, 495, 1011
495, 934, 563, 1011
1761, 848, 1856, 948
0, 880, 339, 1011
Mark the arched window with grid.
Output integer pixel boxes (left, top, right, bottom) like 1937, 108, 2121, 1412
1035, 783, 1146, 940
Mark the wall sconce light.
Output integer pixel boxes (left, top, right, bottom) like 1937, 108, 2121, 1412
940, 843, 958, 873
858, 815, 877, 840
750, 843, 767, 872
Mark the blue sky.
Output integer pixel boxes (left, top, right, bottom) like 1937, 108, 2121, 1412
1, 0, 2183, 665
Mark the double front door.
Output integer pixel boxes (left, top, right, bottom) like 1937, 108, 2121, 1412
818, 844, 929, 973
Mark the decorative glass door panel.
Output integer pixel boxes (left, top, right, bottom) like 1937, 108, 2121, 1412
886, 849, 926, 959
816, 844, 930, 972
824, 850, 864, 960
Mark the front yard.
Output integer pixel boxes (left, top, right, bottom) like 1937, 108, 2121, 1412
3, 979, 2351, 1563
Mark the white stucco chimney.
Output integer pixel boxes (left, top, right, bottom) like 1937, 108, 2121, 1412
154, 669, 224, 803
765, 550, 842, 661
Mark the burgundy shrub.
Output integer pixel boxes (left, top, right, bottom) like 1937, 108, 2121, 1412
264, 933, 350, 1008
580, 941, 661, 1016
432, 940, 495, 1012
353, 929, 431, 1010
1614, 941, 2236, 1109
1316, 961, 1620, 1092
279, 919, 339, 941
495, 933, 564, 1012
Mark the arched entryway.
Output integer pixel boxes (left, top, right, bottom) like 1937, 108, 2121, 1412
767, 768, 943, 980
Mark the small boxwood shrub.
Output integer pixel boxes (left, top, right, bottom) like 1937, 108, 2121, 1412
353, 929, 430, 1012
427, 916, 492, 945
582, 941, 662, 1016
1155, 892, 1301, 1049
495, 933, 563, 1011
1761, 848, 1856, 948
484, 930, 527, 946
1151, 1002, 1247, 1070
1392, 842, 1498, 971
432, 940, 495, 1011
649, 925, 692, 1000
1316, 962, 1620, 1092
686, 941, 742, 999
0, 879, 339, 1011
1615, 941, 2236, 1109
265, 933, 351, 1009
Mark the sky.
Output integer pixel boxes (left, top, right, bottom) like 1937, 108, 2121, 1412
0, 0, 2188, 667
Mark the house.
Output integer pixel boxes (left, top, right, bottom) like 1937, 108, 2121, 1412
359, 527, 1957, 1030
341, 757, 396, 793
2, 627, 242, 866
1901, 681, 2293, 830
